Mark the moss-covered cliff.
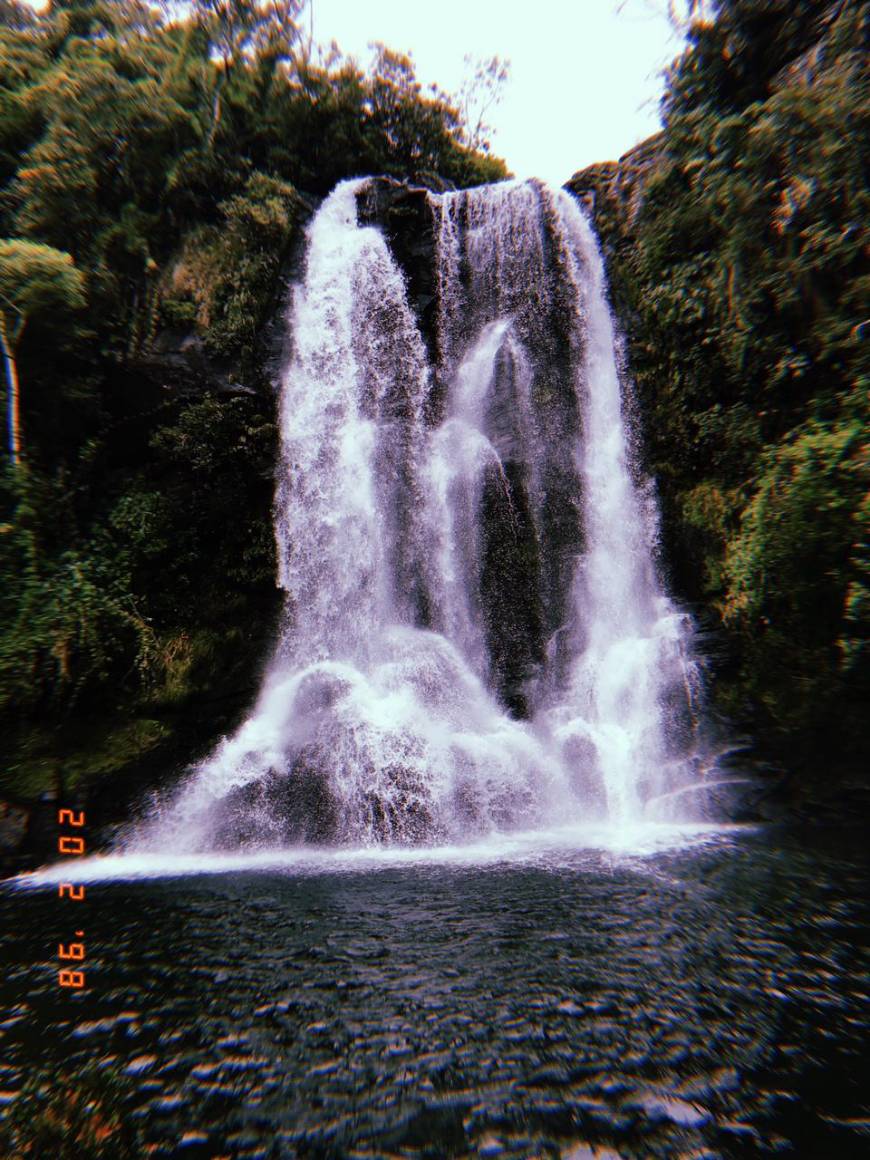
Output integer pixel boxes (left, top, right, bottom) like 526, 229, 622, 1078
570, 0, 868, 803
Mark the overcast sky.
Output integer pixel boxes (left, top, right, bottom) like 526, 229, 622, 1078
312, 0, 685, 185
22, 0, 685, 187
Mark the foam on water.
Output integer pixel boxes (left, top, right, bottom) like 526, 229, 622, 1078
11, 823, 749, 888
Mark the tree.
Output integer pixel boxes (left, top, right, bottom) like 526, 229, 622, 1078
456, 54, 510, 154
365, 44, 465, 176
614, 0, 714, 32
0, 240, 85, 465
187, 0, 305, 144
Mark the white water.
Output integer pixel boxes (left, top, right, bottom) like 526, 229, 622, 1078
122, 178, 713, 860
14, 824, 747, 888
540, 193, 702, 824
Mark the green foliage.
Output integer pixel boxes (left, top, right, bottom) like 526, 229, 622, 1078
0, 239, 87, 463
0, 386, 279, 795
580, 0, 869, 772
159, 170, 301, 361
364, 44, 479, 178
723, 422, 864, 624
0, 468, 157, 715
189, 0, 304, 69
140, 393, 278, 620
722, 420, 867, 744
0, 238, 86, 321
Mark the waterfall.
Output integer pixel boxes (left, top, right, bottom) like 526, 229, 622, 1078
131, 178, 710, 854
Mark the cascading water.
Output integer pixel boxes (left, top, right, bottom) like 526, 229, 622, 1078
131, 177, 711, 855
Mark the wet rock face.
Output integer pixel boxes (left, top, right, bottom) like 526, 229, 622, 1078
479, 462, 545, 718
211, 760, 341, 848
567, 134, 665, 236
358, 179, 590, 720
357, 179, 440, 372
0, 787, 93, 877
0, 800, 30, 874
208, 755, 445, 850
0, 801, 29, 848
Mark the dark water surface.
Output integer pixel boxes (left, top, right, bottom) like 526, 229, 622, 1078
1, 828, 868, 1158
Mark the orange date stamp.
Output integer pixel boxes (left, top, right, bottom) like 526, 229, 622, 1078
56, 806, 87, 990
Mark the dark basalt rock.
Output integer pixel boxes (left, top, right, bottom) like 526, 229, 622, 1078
479, 462, 545, 718
357, 177, 592, 720
357, 178, 441, 373
566, 133, 665, 234
209, 753, 443, 848
211, 758, 340, 849
0, 798, 30, 876
1, 786, 89, 877
140, 328, 232, 394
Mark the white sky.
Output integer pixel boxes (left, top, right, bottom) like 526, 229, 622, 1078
21, 0, 685, 186
311, 0, 684, 185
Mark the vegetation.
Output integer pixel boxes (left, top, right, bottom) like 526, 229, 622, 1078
0, 238, 86, 462
574, 0, 868, 785
0, 0, 507, 804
